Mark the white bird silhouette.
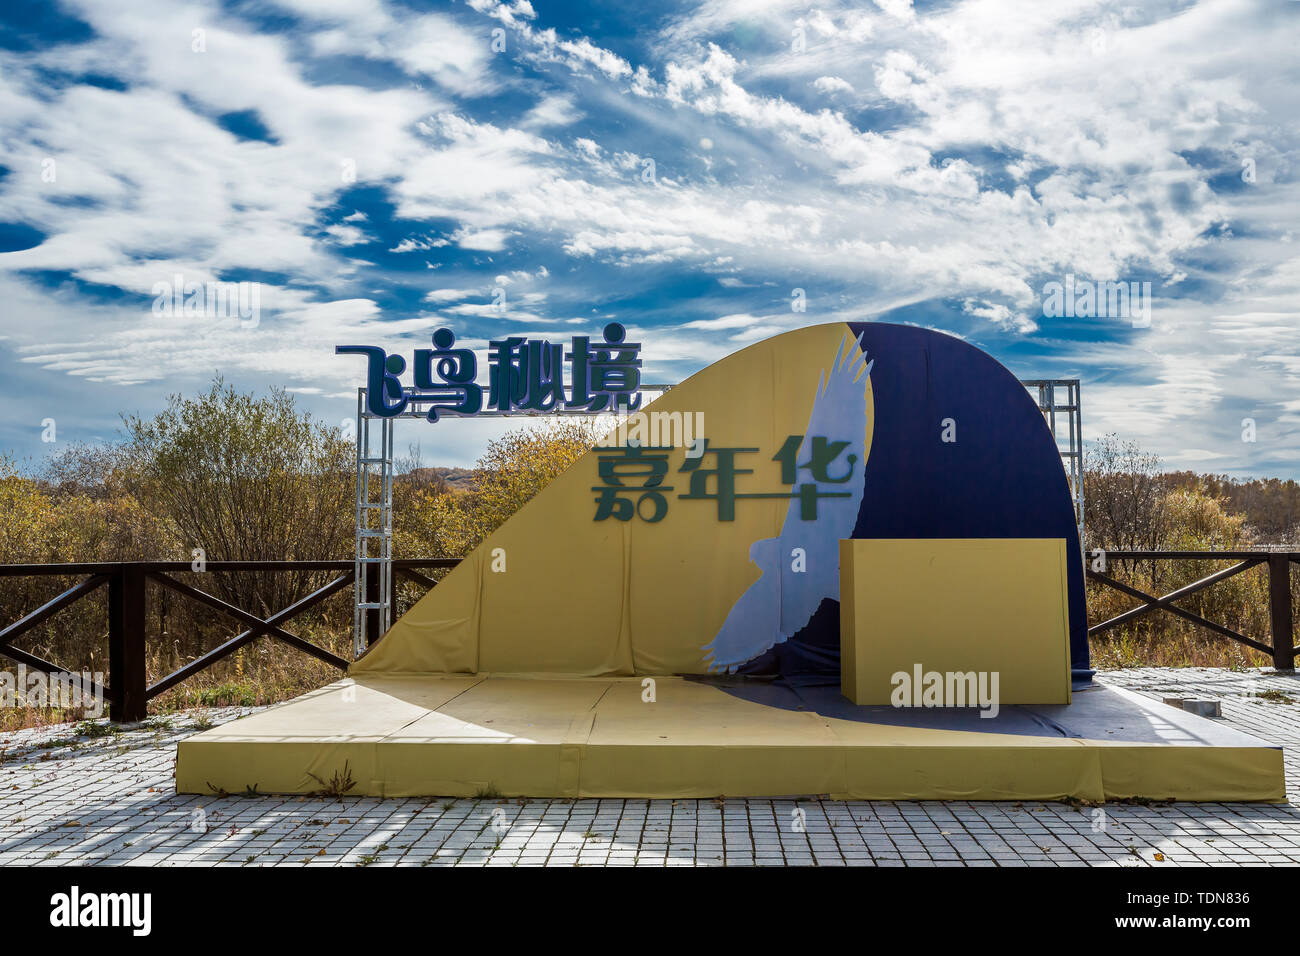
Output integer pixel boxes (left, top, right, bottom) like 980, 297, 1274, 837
702, 332, 873, 673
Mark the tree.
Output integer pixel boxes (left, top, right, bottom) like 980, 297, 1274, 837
399, 419, 604, 559
1160, 471, 1300, 544
0, 456, 56, 564
121, 378, 353, 614
1083, 433, 1169, 553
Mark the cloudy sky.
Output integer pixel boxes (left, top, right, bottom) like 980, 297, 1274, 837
1, 0, 1298, 474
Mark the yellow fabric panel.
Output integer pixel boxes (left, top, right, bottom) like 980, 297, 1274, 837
818, 704, 1102, 800
1093, 745, 1286, 803
834, 746, 1104, 802
175, 675, 1286, 800
579, 745, 842, 800
354, 321, 868, 677
839, 538, 1071, 705
374, 678, 611, 797
355, 551, 485, 674
586, 677, 837, 745
385, 677, 612, 743
175, 741, 375, 797
172, 675, 481, 794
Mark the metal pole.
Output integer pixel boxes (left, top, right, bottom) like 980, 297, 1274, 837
352, 389, 396, 655
381, 416, 393, 637
353, 389, 365, 656
1073, 381, 1084, 550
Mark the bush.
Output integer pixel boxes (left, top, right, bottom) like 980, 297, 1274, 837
0, 398, 604, 729
1084, 435, 1287, 669
120, 377, 354, 615
396, 419, 603, 559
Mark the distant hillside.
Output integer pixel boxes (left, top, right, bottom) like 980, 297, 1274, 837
398, 466, 480, 492
1161, 471, 1300, 543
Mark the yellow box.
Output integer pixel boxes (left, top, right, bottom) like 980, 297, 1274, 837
839, 538, 1071, 706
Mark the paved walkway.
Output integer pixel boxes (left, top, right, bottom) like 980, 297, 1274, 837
2, 668, 1300, 867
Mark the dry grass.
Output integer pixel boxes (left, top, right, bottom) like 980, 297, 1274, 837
1086, 558, 1292, 671
3, 621, 1279, 735
0, 625, 355, 734
1, 562, 1292, 733
0, 575, 442, 734
1089, 629, 1271, 670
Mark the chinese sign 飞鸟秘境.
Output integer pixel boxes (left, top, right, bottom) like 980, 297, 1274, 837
336, 323, 642, 421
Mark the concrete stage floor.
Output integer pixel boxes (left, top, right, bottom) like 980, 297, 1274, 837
174, 674, 1284, 802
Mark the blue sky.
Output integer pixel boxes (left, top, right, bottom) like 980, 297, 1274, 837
1, 0, 1298, 474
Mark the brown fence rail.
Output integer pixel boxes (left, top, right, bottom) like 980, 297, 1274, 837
0, 560, 460, 722
2, 551, 1295, 722
1086, 550, 1298, 670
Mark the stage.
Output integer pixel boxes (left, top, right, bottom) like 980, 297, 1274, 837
175, 674, 1285, 802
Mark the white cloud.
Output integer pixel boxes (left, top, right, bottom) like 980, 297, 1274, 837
557, 37, 633, 80
324, 223, 368, 246
2, 0, 1299, 475
424, 289, 477, 303
278, 0, 497, 96
813, 76, 854, 95
681, 312, 766, 330
389, 236, 451, 253
454, 228, 513, 251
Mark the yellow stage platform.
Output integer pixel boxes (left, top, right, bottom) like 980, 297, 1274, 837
176, 675, 1285, 802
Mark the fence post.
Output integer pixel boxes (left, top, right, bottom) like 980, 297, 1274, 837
365, 562, 381, 647
1268, 555, 1295, 671
108, 564, 148, 722
388, 567, 398, 634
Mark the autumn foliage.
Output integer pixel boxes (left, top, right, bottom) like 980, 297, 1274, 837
1, 386, 1299, 728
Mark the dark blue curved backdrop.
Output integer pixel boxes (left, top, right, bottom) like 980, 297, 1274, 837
751, 322, 1090, 683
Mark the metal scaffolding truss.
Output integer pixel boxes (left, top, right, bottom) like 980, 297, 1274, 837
1021, 379, 1084, 549
351, 386, 671, 655
352, 390, 395, 657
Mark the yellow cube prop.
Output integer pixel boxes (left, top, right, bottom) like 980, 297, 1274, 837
839, 539, 1072, 706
